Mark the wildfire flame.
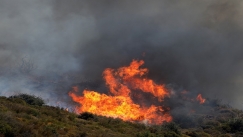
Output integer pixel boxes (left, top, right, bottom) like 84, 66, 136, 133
69, 60, 172, 124
196, 94, 206, 104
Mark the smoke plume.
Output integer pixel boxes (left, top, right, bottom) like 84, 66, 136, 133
1, 0, 243, 109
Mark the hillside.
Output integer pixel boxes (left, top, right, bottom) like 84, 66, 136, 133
0, 94, 243, 137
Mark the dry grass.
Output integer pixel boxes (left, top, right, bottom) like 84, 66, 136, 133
0, 95, 243, 137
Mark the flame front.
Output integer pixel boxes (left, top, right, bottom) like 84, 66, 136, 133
69, 60, 172, 124
196, 94, 206, 104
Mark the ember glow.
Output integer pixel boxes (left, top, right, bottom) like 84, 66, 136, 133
69, 60, 172, 124
196, 94, 206, 104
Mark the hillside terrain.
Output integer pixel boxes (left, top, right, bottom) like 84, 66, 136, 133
0, 94, 243, 137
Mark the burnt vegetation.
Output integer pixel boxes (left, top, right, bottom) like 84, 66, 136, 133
0, 95, 242, 137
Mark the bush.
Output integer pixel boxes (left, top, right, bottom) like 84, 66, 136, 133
227, 118, 243, 133
218, 134, 232, 137
162, 122, 181, 135
163, 131, 180, 137
78, 112, 95, 120
9, 98, 26, 105
172, 114, 197, 128
185, 131, 211, 137
221, 119, 243, 133
0, 123, 14, 137
136, 131, 150, 137
10, 94, 44, 106
68, 114, 76, 121
80, 132, 87, 137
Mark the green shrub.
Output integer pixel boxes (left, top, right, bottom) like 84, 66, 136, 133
227, 118, 243, 133
41, 124, 58, 136
218, 134, 232, 137
203, 129, 221, 136
0, 104, 8, 112
129, 122, 146, 130
221, 119, 243, 133
162, 122, 181, 135
185, 131, 198, 137
0, 123, 14, 137
197, 132, 211, 137
136, 131, 150, 137
163, 131, 180, 137
10, 94, 44, 106
173, 114, 197, 128
221, 124, 231, 132
235, 132, 243, 136
68, 114, 76, 121
184, 131, 211, 137
9, 98, 26, 105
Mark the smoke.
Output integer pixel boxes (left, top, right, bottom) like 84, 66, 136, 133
1, 0, 243, 109
0, 0, 97, 106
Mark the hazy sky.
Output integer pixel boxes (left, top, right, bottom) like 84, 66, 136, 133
1, 0, 243, 109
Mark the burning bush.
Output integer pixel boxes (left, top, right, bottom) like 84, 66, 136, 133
69, 60, 172, 125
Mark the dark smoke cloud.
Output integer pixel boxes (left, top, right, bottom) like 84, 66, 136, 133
1, 0, 243, 109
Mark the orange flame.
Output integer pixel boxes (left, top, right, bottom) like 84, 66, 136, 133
196, 94, 206, 104
69, 60, 172, 124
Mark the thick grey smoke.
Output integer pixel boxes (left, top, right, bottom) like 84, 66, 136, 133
0, 0, 97, 106
1, 0, 243, 109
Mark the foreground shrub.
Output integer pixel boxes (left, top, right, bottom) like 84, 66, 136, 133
78, 112, 95, 120
226, 118, 243, 133
172, 114, 197, 128
185, 131, 211, 137
163, 131, 181, 137
162, 122, 181, 135
10, 94, 44, 106
0, 122, 14, 137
